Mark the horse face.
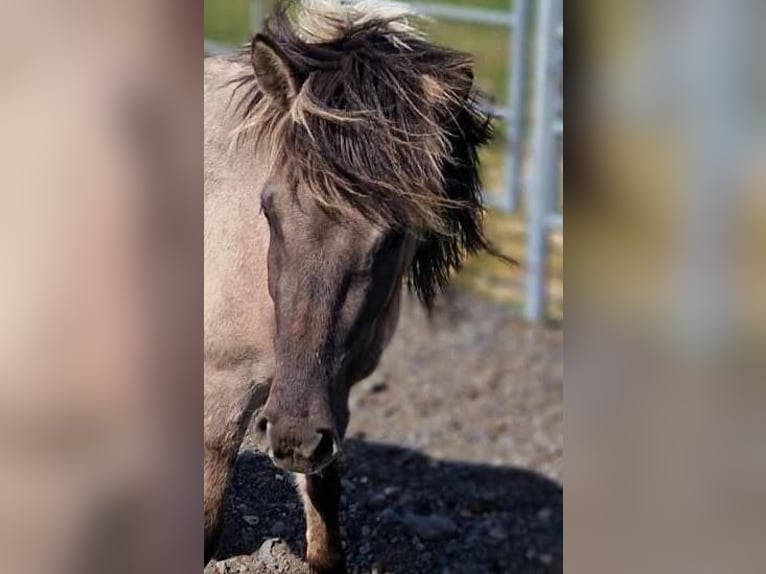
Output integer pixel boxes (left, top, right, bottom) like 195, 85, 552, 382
256, 180, 411, 474
247, 34, 412, 474
246, 33, 490, 475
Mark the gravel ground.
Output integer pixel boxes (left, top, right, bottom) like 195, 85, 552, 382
206, 287, 563, 574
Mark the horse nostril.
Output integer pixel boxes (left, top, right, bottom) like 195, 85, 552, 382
272, 447, 288, 460
312, 429, 337, 464
255, 416, 268, 434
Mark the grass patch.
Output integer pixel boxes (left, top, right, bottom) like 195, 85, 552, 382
204, 0, 252, 45
454, 210, 562, 321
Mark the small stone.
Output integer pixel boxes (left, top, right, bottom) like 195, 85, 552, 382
378, 508, 400, 524
401, 513, 457, 541
361, 525, 371, 537
367, 493, 387, 509
370, 381, 388, 394
270, 520, 287, 537
242, 515, 260, 526
488, 525, 508, 540
257, 538, 281, 570
536, 507, 553, 522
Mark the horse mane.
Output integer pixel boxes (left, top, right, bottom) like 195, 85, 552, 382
229, 0, 494, 306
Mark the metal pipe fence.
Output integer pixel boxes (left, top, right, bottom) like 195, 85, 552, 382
525, 0, 562, 321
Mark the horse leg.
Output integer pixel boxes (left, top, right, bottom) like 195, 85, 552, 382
295, 462, 347, 574
204, 367, 271, 564
204, 441, 241, 563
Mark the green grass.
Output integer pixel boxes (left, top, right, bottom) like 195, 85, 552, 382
204, 0, 252, 45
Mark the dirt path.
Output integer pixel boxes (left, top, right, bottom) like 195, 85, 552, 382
206, 288, 562, 574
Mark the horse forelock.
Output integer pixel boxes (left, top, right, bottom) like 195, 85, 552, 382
294, 0, 420, 43
229, 0, 493, 306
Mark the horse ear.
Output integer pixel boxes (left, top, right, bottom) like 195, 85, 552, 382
251, 34, 299, 110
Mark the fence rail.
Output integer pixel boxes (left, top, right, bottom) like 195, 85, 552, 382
204, 39, 233, 56
409, 3, 516, 27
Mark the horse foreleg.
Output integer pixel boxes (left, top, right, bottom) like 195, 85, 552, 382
295, 462, 347, 574
204, 369, 270, 565
204, 441, 240, 563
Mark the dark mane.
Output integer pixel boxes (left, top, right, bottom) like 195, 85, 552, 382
230, 0, 494, 306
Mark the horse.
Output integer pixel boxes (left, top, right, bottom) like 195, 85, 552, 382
204, 1, 495, 571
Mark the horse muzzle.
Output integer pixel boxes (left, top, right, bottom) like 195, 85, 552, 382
264, 421, 341, 474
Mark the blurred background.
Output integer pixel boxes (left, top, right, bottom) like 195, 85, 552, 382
0, 2, 202, 573
204, 2, 564, 573
566, 1, 766, 573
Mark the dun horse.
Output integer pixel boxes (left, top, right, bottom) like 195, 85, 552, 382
204, 1, 496, 571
